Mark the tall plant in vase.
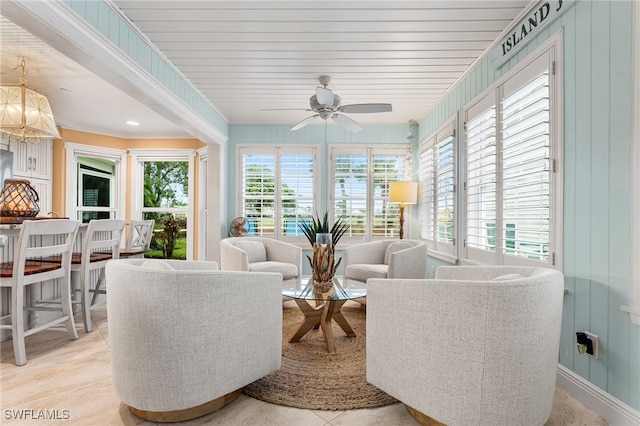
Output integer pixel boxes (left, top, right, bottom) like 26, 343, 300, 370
298, 212, 349, 293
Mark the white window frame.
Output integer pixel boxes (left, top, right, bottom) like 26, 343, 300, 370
461, 32, 563, 270
129, 149, 195, 260
77, 162, 116, 219
197, 146, 207, 261
623, 1, 640, 325
64, 142, 126, 222
235, 144, 319, 244
419, 115, 458, 263
330, 145, 411, 245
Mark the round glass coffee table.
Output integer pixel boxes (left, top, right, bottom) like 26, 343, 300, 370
282, 277, 366, 353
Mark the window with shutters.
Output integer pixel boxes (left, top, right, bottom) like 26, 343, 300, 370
419, 116, 457, 260
463, 43, 560, 268
331, 146, 409, 244
238, 146, 316, 241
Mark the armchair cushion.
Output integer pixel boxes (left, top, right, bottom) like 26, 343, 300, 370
383, 241, 415, 265
235, 241, 267, 263
249, 261, 298, 280
344, 264, 388, 282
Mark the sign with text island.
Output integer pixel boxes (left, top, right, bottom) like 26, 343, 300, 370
491, 0, 575, 69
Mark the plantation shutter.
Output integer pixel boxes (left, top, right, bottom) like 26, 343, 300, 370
241, 149, 276, 236
280, 149, 316, 237
463, 49, 554, 267
501, 56, 551, 263
419, 145, 435, 241
333, 149, 368, 238
436, 132, 455, 250
372, 152, 404, 238
464, 94, 497, 264
332, 147, 408, 241
418, 119, 456, 257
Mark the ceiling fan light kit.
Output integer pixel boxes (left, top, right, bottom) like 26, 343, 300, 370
277, 76, 392, 133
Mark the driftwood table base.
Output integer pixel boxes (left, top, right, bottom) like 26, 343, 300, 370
289, 298, 356, 353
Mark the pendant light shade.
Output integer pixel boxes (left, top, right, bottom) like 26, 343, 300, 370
0, 59, 60, 141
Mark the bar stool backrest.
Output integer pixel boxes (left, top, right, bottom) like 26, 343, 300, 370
120, 220, 154, 258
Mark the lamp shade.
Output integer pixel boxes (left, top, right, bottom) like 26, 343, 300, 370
0, 59, 60, 141
389, 181, 418, 205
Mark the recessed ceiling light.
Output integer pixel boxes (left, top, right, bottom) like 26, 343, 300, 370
126, 121, 139, 126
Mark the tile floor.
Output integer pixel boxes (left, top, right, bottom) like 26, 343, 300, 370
1, 304, 608, 425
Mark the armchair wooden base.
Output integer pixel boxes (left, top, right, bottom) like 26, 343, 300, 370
406, 405, 446, 426
128, 389, 241, 423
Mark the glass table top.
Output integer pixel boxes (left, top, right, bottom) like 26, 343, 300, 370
283, 277, 366, 302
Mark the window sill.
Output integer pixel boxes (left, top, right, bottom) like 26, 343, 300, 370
621, 306, 640, 326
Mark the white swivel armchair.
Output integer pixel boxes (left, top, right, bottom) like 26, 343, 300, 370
105, 258, 283, 422
342, 239, 428, 286
220, 236, 303, 289
366, 266, 564, 426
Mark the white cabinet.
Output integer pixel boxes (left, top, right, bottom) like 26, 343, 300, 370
8, 139, 53, 215
9, 140, 52, 180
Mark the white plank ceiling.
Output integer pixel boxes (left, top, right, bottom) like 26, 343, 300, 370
2, 1, 532, 137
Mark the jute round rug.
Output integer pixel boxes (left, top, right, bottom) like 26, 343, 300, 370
243, 302, 397, 411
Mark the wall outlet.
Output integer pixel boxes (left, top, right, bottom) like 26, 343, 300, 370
576, 331, 599, 359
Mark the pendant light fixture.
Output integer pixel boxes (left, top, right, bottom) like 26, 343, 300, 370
0, 58, 60, 141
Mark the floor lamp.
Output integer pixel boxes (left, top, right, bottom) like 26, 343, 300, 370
390, 181, 418, 239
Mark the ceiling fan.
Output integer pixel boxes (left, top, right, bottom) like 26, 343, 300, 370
263, 76, 392, 133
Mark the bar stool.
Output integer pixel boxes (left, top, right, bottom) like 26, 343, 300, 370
0, 219, 80, 366
119, 219, 154, 259
74, 219, 126, 332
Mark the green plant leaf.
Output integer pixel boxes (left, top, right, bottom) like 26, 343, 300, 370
297, 210, 350, 247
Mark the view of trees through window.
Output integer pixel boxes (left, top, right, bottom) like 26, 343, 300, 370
240, 146, 407, 242
241, 149, 314, 238
142, 161, 189, 259
332, 148, 407, 240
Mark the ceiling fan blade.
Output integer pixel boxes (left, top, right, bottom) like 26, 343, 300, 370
316, 87, 334, 106
332, 113, 363, 133
291, 114, 320, 131
339, 103, 393, 114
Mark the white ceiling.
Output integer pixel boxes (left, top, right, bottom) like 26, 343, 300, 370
1, 1, 532, 139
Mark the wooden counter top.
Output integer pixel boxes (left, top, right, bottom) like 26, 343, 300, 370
0, 216, 69, 225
